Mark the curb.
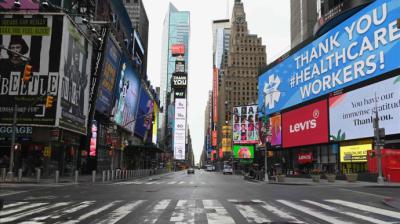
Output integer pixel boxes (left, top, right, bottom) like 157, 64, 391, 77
383, 198, 400, 211
268, 182, 311, 186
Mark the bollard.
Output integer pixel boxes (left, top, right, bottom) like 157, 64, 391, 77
111, 170, 115, 181
55, 170, 60, 183
1, 168, 6, 182
36, 168, 41, 183
92, 170, 96, 183
18, 169, 22, 182
74, 170, 79, 183
107, 170, 110, 181
102, 170, 106, 182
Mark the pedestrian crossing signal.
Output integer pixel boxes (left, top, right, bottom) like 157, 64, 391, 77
23, 64, 32, 82
45, 95, 54, 108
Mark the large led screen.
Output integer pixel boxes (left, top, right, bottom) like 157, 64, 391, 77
330, 75, 400, 141
270, 115, 282, 146
233, 145, 254, 159
259, 0, 400, 116
135, 86, 154, 142
174, 98, 186, 160
282, 100, 329, 148
232, 105, 259, 144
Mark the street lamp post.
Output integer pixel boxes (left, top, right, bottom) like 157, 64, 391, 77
373, 93, 385, 184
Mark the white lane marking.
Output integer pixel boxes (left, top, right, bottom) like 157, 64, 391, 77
142, 199, 171, 224
146, 182, 157, 185
200, 181, 206, 185
0, 191, 26, 197
178, 181, 185, 184
97, 200, 145, 224
252, 200, 304, 223
338, 188, 387, 199
170, 200, 195, 223
326, 200, 400, 219
303, 200, 392, 224
32, 201, 96, 221
0, 203, 48, 216
277, 200, 352, 224
229, 199, 270, 223
189, 181, 194, 185
59, 200, 121, 224
203, 200, 235, 224
167, 181, 177, 184
3, 202, 29, 209
0, 202, 70, 223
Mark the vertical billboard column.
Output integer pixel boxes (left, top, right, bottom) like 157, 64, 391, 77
174, 98, 186, 160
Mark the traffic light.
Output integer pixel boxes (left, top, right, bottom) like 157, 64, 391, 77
23, 64, 32, 82
45, 95, 54, 108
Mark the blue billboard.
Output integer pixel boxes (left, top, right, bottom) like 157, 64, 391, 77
135, 86, 154, 142
111, 54, 141, 133
96, 36, 121, 115
259, 0, 400, 115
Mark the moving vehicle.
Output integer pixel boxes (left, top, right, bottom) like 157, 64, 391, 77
187, 167, 195, 174
223, 165, 233, 174
206, 165, 213, 171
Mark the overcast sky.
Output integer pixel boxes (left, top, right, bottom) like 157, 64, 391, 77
142, 0, 291, 163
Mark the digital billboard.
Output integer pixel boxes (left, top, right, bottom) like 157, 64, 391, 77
152, 103, 158, 145
232, 105, 259, 144
340, 144, 372, 162
282, 100, 329, 148
259, 0, 400, 115
59, 18, 93, 134
111, 54, 141, 133
96, 35, 121, 115
135, 86, 154, 142
330, 75, 400, 141
270, 115, 282, 146
233, 145, 254, 159
0, 0, 39, 10
0, 14, 59, 126
174, 98, 186, 160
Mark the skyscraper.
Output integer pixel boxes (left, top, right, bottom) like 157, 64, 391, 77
290, 0, 318, 48
159, 3, 190, 150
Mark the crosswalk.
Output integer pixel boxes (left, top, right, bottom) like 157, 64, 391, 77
1, 198, 400, 223
114, 180, 207, 185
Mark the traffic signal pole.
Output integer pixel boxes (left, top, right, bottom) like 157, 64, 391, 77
7, 104, 18, 180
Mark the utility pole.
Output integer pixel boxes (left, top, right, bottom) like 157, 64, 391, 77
373, 93, 385, 184
7, 104, 18, 180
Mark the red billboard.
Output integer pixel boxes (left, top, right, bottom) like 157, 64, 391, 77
282, 100, 328, 148
212, 130, 217, 147
171, 44, 185, 56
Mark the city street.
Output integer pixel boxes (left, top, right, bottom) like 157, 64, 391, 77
1, 170, 400, 223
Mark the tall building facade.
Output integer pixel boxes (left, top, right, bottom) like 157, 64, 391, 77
123, 0, 149, 76
290, 0, 318, 48
218, 0, 266, 155
159, 4, 190, 151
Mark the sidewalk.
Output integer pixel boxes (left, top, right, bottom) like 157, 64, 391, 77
267, 177, 400, 188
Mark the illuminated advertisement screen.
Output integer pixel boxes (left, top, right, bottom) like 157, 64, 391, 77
152, 104, 158, 145
270, 115, 282, 146
330, 75, 400, 141
174, 98, 186, 160
135, 86, 154, 142
232, 105, 259, 144
282, 100, 329, 148
340, 144, 372, 163
259, 0, 400, 115
233, 145, 255, 159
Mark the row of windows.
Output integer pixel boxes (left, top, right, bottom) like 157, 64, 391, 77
232, 60, 263, 67
235, 46, 264, 53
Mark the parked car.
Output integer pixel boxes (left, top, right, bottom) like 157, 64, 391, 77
223, 165, 233, 175
187, 167, 195, 174
206, 165, 213, 172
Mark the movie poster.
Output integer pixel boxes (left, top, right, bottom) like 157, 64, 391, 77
0, 14, 62, 126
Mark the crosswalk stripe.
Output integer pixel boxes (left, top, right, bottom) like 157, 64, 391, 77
326, 199, 400, 220
252, 200, 304, 224
189, 181, 194, 184
303, 200, 392, 224
178, 181, 185, 184
96, 200, 145, 224
142, 199, 171, 224
277, 200, 352, 224
0, 202, 70, 223
170, 200, 195, 223
2, 202, 29, 209
203, 200, 235, 224
168, 181, 177, 184
32, 201, 96, 221
229, 199, 270, 223
0, 203, 48, 216
59, 201, 121, 224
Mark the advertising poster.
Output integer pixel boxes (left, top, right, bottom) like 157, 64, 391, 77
270, 115, 282, 146
330, 75, 400, 141
111, 54, 141, 133
233, 145, 254, 159
232, 105, 259, 144
135, 86, 154, 143
222, 125, 232, 152
340, 144, 372, 163
259, 0, 400, 116
90, 120, 97, 157
0, 0, 39, 10
173, 98, 186, 160
282, 100, 329, 148
96, 35, 120, 115
152, 103, 158, 145
59, 18, 92, 134
213, 67, 218, 123
0, 14, 61, 126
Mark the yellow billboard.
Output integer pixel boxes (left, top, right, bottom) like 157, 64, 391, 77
340, 144, 372, 163
222, 137, 232, 152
